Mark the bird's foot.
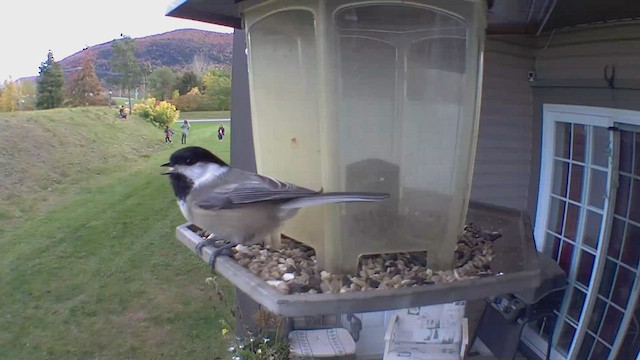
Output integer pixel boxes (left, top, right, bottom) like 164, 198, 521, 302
195, 234, 224, 256
208, 242, 236, 271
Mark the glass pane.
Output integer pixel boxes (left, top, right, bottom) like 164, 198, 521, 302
552, 160, 570, 198
567, 288, 587, 322
615, 175, 631, 218
598, 259, 617, 298
630, 179, 640, 224
577, 332, 596, 360
617, 321, 640, 360
545, 232, 562, 260
564, 203, 580, 241
620, 130, 633, 174
576, 250, 595, 287
542, 316, 555, 338
588, 297, 607, 333
608, 217, 625, 260
622, 223, 640, 268
569, 164, 585, 203
572, 124, 586, 162
556, 322, 576, 356
555, 122, 572, 159
612, 266, 635, 308
559, 241, 574, 275
600, 306, 623, 345
588, 169, 607, 209
548, 197, 566, 235
591, 126, 609, 167
582, 210, 602, 249
591, 340, 611, 359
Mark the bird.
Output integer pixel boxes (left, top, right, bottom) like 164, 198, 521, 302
162, 146, 389, 270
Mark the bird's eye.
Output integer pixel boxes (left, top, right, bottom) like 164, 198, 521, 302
186, 158, 192, 164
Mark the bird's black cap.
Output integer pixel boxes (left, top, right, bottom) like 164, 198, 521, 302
162, 146, 229, 167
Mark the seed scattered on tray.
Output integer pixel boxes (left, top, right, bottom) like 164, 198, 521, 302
196, 223, 501, 295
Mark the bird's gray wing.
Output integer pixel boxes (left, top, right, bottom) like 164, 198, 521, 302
196, 173, 319, 210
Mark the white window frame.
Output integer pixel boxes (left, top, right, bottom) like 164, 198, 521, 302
529, 103, 640, 360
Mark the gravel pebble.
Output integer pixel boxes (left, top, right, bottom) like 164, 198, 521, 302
204, 223, 500, 294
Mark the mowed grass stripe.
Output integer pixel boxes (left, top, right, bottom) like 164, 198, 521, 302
0, 108, 234, 359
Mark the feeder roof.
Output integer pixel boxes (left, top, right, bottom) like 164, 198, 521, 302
166, 0, 640, 35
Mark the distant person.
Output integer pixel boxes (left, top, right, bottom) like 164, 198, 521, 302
217, 124, 225, 141
164, 125, 174, 144
180, 120, 191, 144
119, 105, 127, 120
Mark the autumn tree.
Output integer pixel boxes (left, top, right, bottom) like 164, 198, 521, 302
148, 67, 176, 101
36, 50, 65, 109
67, 51, 104, 106
1, 79, 17, 112
176, 70, 201, 95
202, 68, 231, 111
110, 35, 144, 112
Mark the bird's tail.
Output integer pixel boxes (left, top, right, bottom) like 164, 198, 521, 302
280, 192, 389, 210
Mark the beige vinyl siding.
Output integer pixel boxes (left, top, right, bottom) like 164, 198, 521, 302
534, 23, 640, 83
470, 36, 535, 210
528, 23, 640, 219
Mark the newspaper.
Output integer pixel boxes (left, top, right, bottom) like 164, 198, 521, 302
385, 301, 466, 360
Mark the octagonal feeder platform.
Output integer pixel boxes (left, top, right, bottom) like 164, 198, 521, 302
175, 202, 549, 317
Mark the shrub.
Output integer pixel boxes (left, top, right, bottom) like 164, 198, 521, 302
171, 93, 211, 112
133, 97, 180, 127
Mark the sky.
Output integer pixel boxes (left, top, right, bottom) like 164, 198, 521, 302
0, 0, 233, 82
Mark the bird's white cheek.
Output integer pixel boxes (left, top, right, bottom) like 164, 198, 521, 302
178, 200, 190, 220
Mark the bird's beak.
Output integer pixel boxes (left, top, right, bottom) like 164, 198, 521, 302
161, 162, 173, 175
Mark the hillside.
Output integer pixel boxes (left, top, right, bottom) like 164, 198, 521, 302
0, 107, 166, 226
18, 29, 233, 85
0, 111, 234, 359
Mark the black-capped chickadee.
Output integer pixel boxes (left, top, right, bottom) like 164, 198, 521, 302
162, 146, 389, 269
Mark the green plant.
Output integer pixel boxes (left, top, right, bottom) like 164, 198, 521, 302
36, 51, 64, 109
207, 277, 294, 360
133, 97, 180, 127
171, 93, 211, 112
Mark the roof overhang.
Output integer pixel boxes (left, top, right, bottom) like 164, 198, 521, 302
166, 0, 242, 29
166, 0, 640, 35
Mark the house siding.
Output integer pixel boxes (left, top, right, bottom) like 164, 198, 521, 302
470, 36, 535, 211
528, 23, 640, 220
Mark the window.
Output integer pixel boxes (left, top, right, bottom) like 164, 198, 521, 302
524, 105, 640, 360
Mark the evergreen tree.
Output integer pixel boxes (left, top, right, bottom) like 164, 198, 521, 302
176, 70, 201, 96
67, 51, 103, 106
36, 50, 64, 109
109, 35, 144, 112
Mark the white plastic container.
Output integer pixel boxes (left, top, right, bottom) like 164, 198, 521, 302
241, 0, 486, 273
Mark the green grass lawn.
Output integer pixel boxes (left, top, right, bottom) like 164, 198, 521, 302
0, 108, 235, 359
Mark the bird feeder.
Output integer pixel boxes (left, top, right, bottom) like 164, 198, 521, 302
241, 0, 486, 274
168, 0, 561, 324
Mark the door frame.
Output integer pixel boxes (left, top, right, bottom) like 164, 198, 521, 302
528, 103, 640, 360
534, 104, 640, 251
